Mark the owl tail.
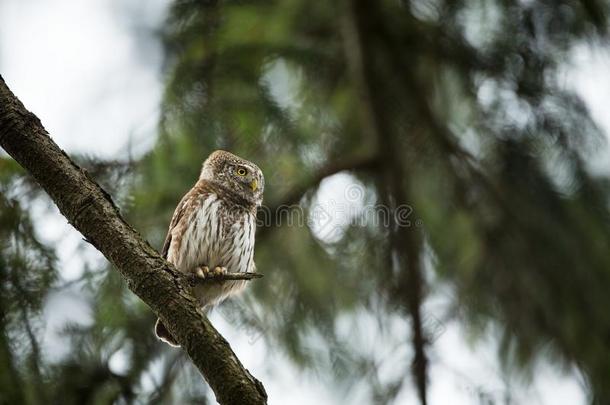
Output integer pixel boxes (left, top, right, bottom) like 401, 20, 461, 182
155, 318, 180, 347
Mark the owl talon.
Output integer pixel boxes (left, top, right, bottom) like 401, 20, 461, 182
213, 266, 227, 276
195, 266, 210, 279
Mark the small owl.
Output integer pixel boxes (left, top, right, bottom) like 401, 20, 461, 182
155, 150, 264, 347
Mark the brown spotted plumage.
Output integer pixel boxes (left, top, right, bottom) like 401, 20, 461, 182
155, 150, 264, 347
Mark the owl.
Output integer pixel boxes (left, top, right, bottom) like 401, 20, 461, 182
154, 150, 264, 347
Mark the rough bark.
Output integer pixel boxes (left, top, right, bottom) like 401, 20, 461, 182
0, 76, 267, 405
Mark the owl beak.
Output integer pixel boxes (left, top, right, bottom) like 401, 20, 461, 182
250, 179, 258, 192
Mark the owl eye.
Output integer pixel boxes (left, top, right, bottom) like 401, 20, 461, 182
236, 167, 247, 176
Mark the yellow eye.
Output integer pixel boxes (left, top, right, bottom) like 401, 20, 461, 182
236, 168, 247, 176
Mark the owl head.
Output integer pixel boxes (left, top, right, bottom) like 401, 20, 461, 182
200, 150, 264, 206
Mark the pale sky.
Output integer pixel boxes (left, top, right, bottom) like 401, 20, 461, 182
1, 0, 607, 404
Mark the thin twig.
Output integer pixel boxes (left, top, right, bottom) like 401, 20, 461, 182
189, 272, 263, 285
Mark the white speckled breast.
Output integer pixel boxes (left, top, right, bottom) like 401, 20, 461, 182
167, 193, 256, 307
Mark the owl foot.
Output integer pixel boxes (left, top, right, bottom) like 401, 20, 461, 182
195, 265, 210, 279
213, 266, 227, 276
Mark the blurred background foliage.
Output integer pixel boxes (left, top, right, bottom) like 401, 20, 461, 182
2, 0, 610, 404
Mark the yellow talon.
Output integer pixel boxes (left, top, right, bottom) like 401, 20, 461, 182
195, 266, 209, 279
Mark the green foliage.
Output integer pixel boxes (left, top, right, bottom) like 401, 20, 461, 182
3, 0, 610, 403
139, 0, 610, 402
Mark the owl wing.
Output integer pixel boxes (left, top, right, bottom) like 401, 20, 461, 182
161, 188, 199, 259
161, 181, 213, 260
161, 196, 187, 259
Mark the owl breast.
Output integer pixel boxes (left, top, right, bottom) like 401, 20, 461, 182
169, 193, 256, 307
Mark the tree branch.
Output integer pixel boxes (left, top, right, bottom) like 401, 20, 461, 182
0, 75, 267, 405
342, 2, 428, 404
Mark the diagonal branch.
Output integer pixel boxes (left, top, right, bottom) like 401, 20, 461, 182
0, 76, 267, 405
